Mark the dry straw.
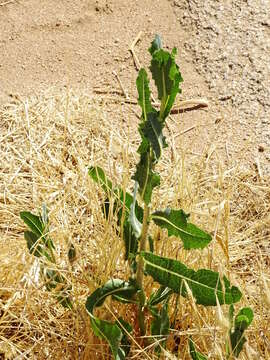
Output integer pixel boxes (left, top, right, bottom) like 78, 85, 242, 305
0, 89, 269, 359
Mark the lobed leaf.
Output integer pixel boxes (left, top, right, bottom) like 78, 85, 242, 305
89, 166, 143, 260
68, 243, 76, 263
152, 208, 212, 249
136, 68, 154, 120
149, 42, 183, 120
141, 252, 242, 306
117, 317, 133, 357
139, 112, 167, 161
20, 210, 55, 250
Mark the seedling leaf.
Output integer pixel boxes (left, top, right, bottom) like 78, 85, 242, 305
141, 252, 242, 306
20, 211, 43, 236
152, 209, 212, 249
88, 166, 113, 194
229, 307, 254, 357
24, 230, 51, 260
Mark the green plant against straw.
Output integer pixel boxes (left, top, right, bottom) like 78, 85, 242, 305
85, 35, 247, 358
20, 204, 72, 309
20, 35, 253, 359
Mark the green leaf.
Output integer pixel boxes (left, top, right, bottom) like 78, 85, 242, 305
24, 231, 51, 260
43, 269, 73, 308
150, 300, 170, 353
89, 166, 144, 261
152, 209, 212, 250
20, 211, 43, 236
189, 338, 208, 360
141, 252, 242, 306
229, 307, 254, 357
136, 68, 154, 120
20, 210, 55, 250
132, 152, 160, 205
139, 112, 167, 161
117, 317, 133, 357
86, 279, 138, 359
149, 44, 183, 120
149, 34, 162, 55
129, 182, 142, 239
148, 235, 154, 253
88, 166, 113, 194
89, 166, 143, 222
91, 317, 125, 360
122, 221, 139, 261
86, 279, 138, 312
234, 307, 253, 331
57, 295, 73, 309
148, 286, 173, 307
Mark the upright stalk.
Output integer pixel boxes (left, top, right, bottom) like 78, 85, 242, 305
136, 204, 150, 336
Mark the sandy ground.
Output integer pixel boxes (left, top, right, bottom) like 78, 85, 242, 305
0, 0, 269, 168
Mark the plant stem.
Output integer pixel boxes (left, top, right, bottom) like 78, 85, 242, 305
136, 204, 150, 336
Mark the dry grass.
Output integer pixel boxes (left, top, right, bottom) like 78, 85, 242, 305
0, 89, 269, 359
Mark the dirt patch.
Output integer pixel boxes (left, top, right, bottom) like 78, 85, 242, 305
171, 0, 270, 168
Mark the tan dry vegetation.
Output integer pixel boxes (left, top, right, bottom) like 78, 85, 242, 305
0, 91, 269, 359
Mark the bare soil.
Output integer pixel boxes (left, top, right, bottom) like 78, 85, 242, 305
1, 0, 269, 173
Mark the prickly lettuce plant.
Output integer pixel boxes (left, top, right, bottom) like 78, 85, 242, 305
85, 36, 244, 358
20, 35, 253, 359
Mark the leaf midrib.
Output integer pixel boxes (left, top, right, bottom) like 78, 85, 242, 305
152, 214, 206, 239
142, 254, 227, 299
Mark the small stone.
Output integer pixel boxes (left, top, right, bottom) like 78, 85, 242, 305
258, 145, 264, 152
